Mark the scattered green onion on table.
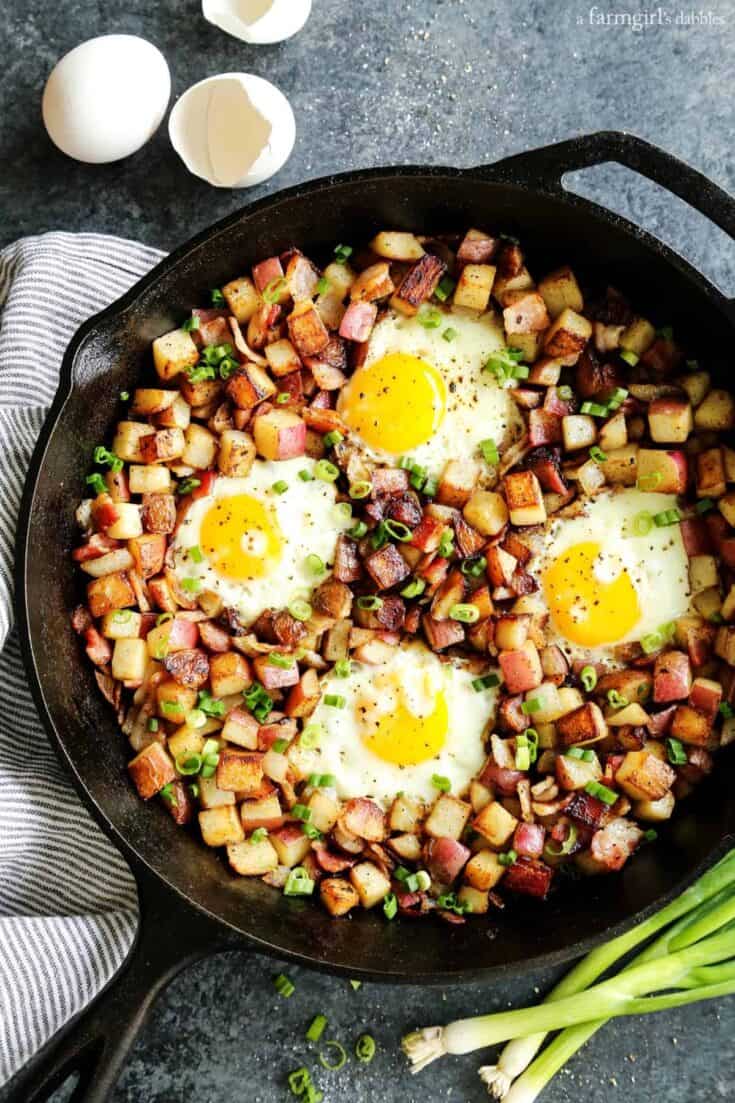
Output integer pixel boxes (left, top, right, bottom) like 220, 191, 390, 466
402, 849, 735, 1100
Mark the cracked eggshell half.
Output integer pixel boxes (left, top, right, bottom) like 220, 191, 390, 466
202, 0, 312, 44
42, 35, 171, 164
169, 73, 295, 188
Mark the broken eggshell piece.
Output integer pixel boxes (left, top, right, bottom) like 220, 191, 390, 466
202, 0, 312, 45
168, 73, 295, 188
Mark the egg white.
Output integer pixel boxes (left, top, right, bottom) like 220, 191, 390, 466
172, 458, 351, 624
337, 308, 524, 474
308, 642, 497, 807
532, 489, 691, 665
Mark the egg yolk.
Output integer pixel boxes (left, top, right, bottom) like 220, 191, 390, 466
337, 352, 446, 454
363, 690, 448, 766
543, 541, 640, 647
200, 494, 282, 581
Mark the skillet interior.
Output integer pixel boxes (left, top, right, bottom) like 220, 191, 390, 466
19, 168, 735, 982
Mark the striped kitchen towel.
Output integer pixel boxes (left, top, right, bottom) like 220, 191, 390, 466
0, 233, 164, 1086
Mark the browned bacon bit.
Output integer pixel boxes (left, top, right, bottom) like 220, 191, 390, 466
502, 857, 554, 899
364, 543, 411, 591
71, 604, 93, 634
95, 669, 122, 712
393, 254, 446, 311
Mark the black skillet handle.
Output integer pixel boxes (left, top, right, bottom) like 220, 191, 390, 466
478, 130, 735, 247
3, 862, 242, 1103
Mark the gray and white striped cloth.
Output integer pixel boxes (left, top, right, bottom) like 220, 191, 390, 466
0, 233, 165, 1086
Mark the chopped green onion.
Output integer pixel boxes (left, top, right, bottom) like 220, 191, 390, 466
323, 430, 344, 448
418, 304, 443, 329
284, 867, 315, 897
189, 545, 204, 563
434, 275, 456, 302
306, 553, 325, 575
287, 1067, 310, 1095
349, 480, 372, 499
324, 694, 346, 709
156, 612, 173, 626
334, 243, 353, 264
314, 459, 339, 482
384, 518, 413, 542
277, 391, 291, 404
620, 348, 639, 367
436, 892, 471, 915
566, 746, 595, 762
557, 385, 573, 401
186, 709, 207, 729
606, 387, 629, 411
631, 510, 653, 536
250, 827, 268, 844
370, 521, 388, 549
607, 689, 628, 709
93, 445, 123, 473
695, 498, 715, 514
268, 652, 294, 669
415, 870, 431, 891
545, 822, 579, 858
498, 850, 517, 867
484, 347, 528, 386
398, 455, 415, 470
147, 717, 159, 733
186, 362, 217, 384
644, 829, 658, 842
218, 356, 239, 381
348, 520, 368, 539
460, 555, 487, 578
333, 659, 351, 678
85, 473, 106, 495
580, 665, 597, 692
641, 631, 663, 654
160, 701, 180, 716
210, 288, 225, 307
383, 892, 398, 920
289, 599, 312, 622
300, 723, 323, 749
653, 508, 681, 527
432, 774, 451, 793
319, 1040, 347, 1070
119, 390, 130, 401
449, 603, 480, 624
113, 610, 133, 623
438, 529, 454, 558
667, 737, 688, 764
355, 1034, 376, 1064
176, 753, 202, 776
580, 401, 608, 417
720, 702, 735, 719
515, 743, 531, 771
422, 476, 438, 497
272, 479, 289, 495
160, 783, 177, 807
263, 277, 288, 304
272, 738, 290, 755
306, 1014, 328, 1043
442, 327, 458, 343
522, 698, 541, 715
472, 673, 500, 692
357, 595, 383, 610
589, 446, 607, 463
292, 803, 312, 822
302, 823, 323, 841
335, 502, 352, 520
585, 780, 618, 805
401, 577, 426, 598
298, 468, 314, 482
177, 477, 201, 496
316, 276, 330, 295
274, 973, 295, 997
180, 577, 201, 594
308, 772, 337, 788
349, 980, 362, 991
198, 690, 225, 718
479, 438, 500, 465
636, 471, 662, 492
182, 315, 200, 332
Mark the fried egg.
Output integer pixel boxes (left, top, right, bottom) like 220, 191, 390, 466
336, 309, 524, 473
308, 642, 497, 806
172, 458, 351, 623
533, 489, 691, 663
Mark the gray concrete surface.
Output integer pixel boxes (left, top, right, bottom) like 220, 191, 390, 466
1, 0, 734, 1099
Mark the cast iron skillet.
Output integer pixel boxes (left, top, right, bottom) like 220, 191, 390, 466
8, 132, 735, 1103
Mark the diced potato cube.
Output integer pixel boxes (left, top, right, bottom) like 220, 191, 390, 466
227, 837, 279, 875
472, 801, 518, 848
349, 861, 392, 908
463, 490, 509, 536
128, 465, 173, 494
216, 749, 263, 794
598, 410, 627, 453
619, 316, 656, 356
633, 791, 675, 823
239, 795, 284, 832
677, 371, 710, 408
127, 742, 176, 800
689, 555, 719, 594
87, 571, 136, 618
503, 470, 546, 526
537, 266, 584, 318
265, 338, 302, 377
543, 308, 591, 361
464, 849, 505, 891
562, 415, 597, 452
167, 726, 206, 762
389, 793, 425, 834
131, 388, 177, 416
182, 424, 218, 470
222, 275, 260, 323
111, 637, 147, 683
370, 231, 425, 261
454, 264, 496, 312
153, 328, 200, 381
156, 680, 197, 724
199, 805, 244, 847
308, 790, 341, 833
424, 794, 471, 840
253, 409, 306, 461
599, 444, 639, 487
270, 824, 311, 868
437, 459, 481, 508
100, 609, 142, 639
198, 774, 235, 809
648, 397, 693, 443
616, 751, 676, 801
218, 429, 256, 477
112, 421, 153, 464
140, 428, 185, 464
209, 652, 252, 698
457, 885, 489, 914
221, 708, 259, 749
694, 388, 735, 431
156, 393, 192, 431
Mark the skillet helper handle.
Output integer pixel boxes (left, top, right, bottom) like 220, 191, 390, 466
480, 130, 735, 242
5, 865, 241, 1103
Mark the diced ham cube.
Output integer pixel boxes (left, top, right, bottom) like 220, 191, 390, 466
339, 301, 378, 343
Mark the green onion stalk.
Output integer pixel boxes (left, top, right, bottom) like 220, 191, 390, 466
402, 851, 735, 1092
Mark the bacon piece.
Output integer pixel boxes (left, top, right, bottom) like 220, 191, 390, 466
164, 780, 195, 826
497, 695, 528, 734
163, 648, 210, 689
94, 669, 122, 713
423, 837, 470, 884
364, 543, 411, 590
372, 468, 410, 496
385, 491, 423, 529
589, 818, 643, 871
528, 410, 562, 447
479, 761, 526, 796
333, 535, 362, 583
679, 518, 713, 557
422, 613, 464, 650
513, 822, 546, 859
72, 533, 120, 562
141, 493, 177, 535
410, 514, 445, 553
252, 256, 285, 294
303, 336, 348, 389
566, 790, 610, 830
575, 346, 622, 399
457, 229, 497, 265
497, 242, 523, 278
84, 626, 112, 667
341, 798, 387, 842
252, 653, 300, 690
314, 846, 357, 874
71, 605, 93, 634
339, 301, 378, 343
502, 857, 553, 899
653, 650, 692, 703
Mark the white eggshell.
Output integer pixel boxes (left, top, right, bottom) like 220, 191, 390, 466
202, 0, 311, 44
42, 35, 171, 165
169, 73, 295, 189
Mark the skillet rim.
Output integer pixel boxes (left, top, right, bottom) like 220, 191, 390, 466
13, 157, 735, 983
